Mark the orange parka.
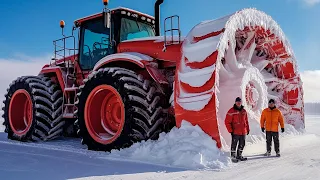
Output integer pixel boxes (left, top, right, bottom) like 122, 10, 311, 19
260, 107, 284, 132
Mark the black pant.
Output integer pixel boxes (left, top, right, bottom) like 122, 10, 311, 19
266, 131, 280, 153
231, 134, 246, 157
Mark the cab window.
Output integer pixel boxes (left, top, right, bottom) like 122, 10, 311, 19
120, 18, 155, 41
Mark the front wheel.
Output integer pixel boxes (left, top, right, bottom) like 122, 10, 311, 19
2, 75, 64, 141
75, 67, 173, 151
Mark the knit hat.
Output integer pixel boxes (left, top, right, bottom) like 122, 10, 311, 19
269, 99, 275, 103
235, 97, 242, 102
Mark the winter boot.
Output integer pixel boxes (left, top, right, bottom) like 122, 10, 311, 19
236, 156, 248, 161
231, 151, 239, 162
264, 151, 271, 156
276, 152, 280, 157
236, 153, 248, 161
231, 151, 236, 158
236, 150, 247, 161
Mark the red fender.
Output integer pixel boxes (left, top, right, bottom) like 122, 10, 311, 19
93, 52, 152, 70
93, 52, 168, 85
39, 66, 66, 91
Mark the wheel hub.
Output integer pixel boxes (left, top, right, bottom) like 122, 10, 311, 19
8, 89, 33, 136
84, 85, 125, 145
245, 82, 259, 109
240, 67, 268, 118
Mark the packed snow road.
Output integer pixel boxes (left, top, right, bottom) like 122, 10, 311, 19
0, 115, 319, 180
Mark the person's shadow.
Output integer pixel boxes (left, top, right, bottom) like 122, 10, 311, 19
246, 154, 279, 160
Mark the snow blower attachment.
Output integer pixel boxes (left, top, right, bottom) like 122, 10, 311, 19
174, 9, 305, 147
2, 0, 304, 151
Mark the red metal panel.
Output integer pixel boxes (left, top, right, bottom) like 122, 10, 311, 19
145, 65, 169, 84
174, 93, 221, 148
283, 88, 299, 105
39, 67, 66, 91
118, 40, 182, 63
276, 62, 295, 79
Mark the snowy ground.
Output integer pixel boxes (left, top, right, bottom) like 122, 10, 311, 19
0, 115, 319, 180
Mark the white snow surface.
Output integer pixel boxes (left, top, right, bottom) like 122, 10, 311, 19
183, 34, 222, 63
176, 88, 214, 111
190, 14, 231, 37
178, 64, 215, 87
107, 121, 231, 169
0, 115, 318, 180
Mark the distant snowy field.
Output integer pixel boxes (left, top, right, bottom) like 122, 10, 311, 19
0, 113, 319, 180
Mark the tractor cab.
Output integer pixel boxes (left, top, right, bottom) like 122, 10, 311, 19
51, 0, 181, 73
74, 7, 156, 70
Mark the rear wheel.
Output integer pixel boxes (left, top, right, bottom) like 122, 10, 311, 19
2, 75, 64, 141
75, 67, 173, 151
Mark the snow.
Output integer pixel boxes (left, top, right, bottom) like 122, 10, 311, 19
216, 67, 269, 147
0, 115, 319, 180
75, 6, 155, 24
251, 59, 269, 71
183, 34, 222, 63
176, 7, 299, 112
178, 64, 215, 87
176, 91, 213, 111
218, 8, 295, 58
107, 121, 231, 169
93, 52, 153, 71
190, 14, 231, 38
111, 7, 155, 19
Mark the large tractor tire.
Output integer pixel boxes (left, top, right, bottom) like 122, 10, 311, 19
2, 75, 64, 141
75, 67, 172, 151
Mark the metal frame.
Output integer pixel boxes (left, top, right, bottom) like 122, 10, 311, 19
52, 36, 77, 60
164, 15, 181, 48
52, 35, 79, 119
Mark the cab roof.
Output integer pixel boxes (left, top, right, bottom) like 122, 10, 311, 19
74, 7, 155, 27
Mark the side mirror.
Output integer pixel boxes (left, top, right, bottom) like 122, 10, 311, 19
103, 11, 111, 29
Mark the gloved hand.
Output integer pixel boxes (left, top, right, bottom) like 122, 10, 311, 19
230, 132, 233, 137
247, 131, 250, 135
281, 128, 284, 133
261, 127, 265, 132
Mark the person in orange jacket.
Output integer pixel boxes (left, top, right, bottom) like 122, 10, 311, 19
260, 99, 285, 157
225, 97, 250, 161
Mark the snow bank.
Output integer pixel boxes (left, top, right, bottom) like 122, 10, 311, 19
108, 121, 231, 170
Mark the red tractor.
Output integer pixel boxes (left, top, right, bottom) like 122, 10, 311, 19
2, 0, 304, 151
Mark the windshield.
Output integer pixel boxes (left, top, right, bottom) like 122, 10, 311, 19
79, 18, 114, 70
120, 18, 155, 41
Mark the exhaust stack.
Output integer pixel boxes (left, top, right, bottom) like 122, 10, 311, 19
155, 0, 164, 36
